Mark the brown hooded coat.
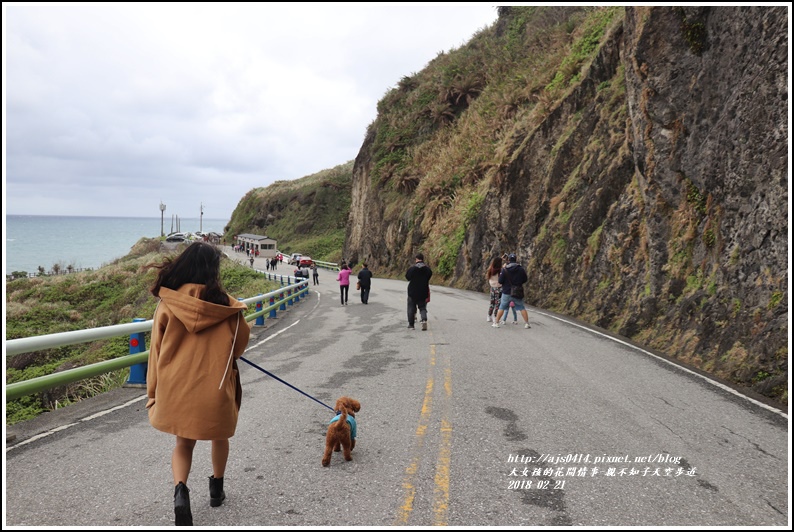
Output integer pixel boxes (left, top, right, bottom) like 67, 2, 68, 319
146, 284, 251, 440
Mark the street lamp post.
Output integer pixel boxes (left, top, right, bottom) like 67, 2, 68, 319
159, 202, 166, 237
200, 202, 204, 233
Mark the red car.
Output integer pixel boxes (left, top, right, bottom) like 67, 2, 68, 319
298, 257, 314, 267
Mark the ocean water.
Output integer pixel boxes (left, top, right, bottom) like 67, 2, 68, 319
4, 215, 229, 276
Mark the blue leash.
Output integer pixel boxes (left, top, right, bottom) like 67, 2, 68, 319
239, 356, 337, 413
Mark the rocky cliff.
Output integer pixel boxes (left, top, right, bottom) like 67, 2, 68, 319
343, 7, 788, 403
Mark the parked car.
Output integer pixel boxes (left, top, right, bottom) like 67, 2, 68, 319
288, 253, 302, 265
298, 257, 314, 267
165, 233, 186, 242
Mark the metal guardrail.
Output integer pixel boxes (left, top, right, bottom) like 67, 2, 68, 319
313, 260, 338, 271
5, 278, 310, 402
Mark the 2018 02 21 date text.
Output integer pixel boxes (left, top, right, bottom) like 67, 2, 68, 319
508, 479, 565, 490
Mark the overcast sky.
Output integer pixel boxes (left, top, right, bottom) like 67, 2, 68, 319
3, 3, 498, 220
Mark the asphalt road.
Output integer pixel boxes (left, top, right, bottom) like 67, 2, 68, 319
4, 276, 789, 527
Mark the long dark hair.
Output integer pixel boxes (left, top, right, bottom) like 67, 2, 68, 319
487, 256, 503, 279
149, 242, 229, 305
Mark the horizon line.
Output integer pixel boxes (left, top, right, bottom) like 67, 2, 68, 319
6, 214, 231, 220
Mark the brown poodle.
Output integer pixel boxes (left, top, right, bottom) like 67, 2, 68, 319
322, 396, 361, 467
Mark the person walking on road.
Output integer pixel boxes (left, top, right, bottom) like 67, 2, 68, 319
497, 253, 517, 323
357, 262, 373, 304
493, 253, 531, 329
406, 252, 432, 330
486, 256, 503, 323
337, 262, 351, 305
145, 242, 251, 526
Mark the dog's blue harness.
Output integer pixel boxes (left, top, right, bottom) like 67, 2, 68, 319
328, 414, 357, 440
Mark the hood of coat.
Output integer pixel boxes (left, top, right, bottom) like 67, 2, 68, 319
158, 284, 247, 333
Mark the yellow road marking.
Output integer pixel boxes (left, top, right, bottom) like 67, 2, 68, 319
394, 345, 436, 525
395, 342, 454, 526
433, 365, 453, 525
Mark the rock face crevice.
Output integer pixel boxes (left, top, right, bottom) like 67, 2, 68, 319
343, 6, 788, 403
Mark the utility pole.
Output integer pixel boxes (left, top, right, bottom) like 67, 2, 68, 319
200, 202, 204, 233
159, 201, 166, 237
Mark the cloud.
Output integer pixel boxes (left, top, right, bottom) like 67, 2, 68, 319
3, 3, 497, 219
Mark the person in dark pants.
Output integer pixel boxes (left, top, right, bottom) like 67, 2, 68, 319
406, 253, 432, 330
357, 263, 372, 304
336, 262, 351, 305
312, 262, 319, 285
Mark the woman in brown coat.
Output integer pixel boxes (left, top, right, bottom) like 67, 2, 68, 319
146, 242, 251, 526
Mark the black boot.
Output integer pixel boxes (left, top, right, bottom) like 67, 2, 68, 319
174, 482, 193, 526
209, 475, 226, 507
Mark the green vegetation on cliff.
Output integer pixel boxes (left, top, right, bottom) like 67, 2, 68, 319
224, 161, 353, 263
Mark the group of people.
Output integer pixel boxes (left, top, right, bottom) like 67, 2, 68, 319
333, 254, 432, 334
336, 261, 372, 305
487, 252, 531, 329
403, 250, 530, 332
264, 257, 279, 271
335, 250, 529, 333
145, 242, 530, 526
295, 263, 320, 285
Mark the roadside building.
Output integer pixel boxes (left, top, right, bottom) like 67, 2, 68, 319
236, 234, 278, 258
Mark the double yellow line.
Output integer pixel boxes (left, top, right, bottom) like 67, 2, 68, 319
394, 341, 453, 526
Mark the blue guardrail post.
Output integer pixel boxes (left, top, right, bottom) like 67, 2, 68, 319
256, 295, 264, 326
125, 317, 147, 387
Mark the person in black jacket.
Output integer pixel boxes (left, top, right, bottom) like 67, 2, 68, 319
406, 253, 432, 330
357, 263, 373, 304
493, 253, 531, 329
